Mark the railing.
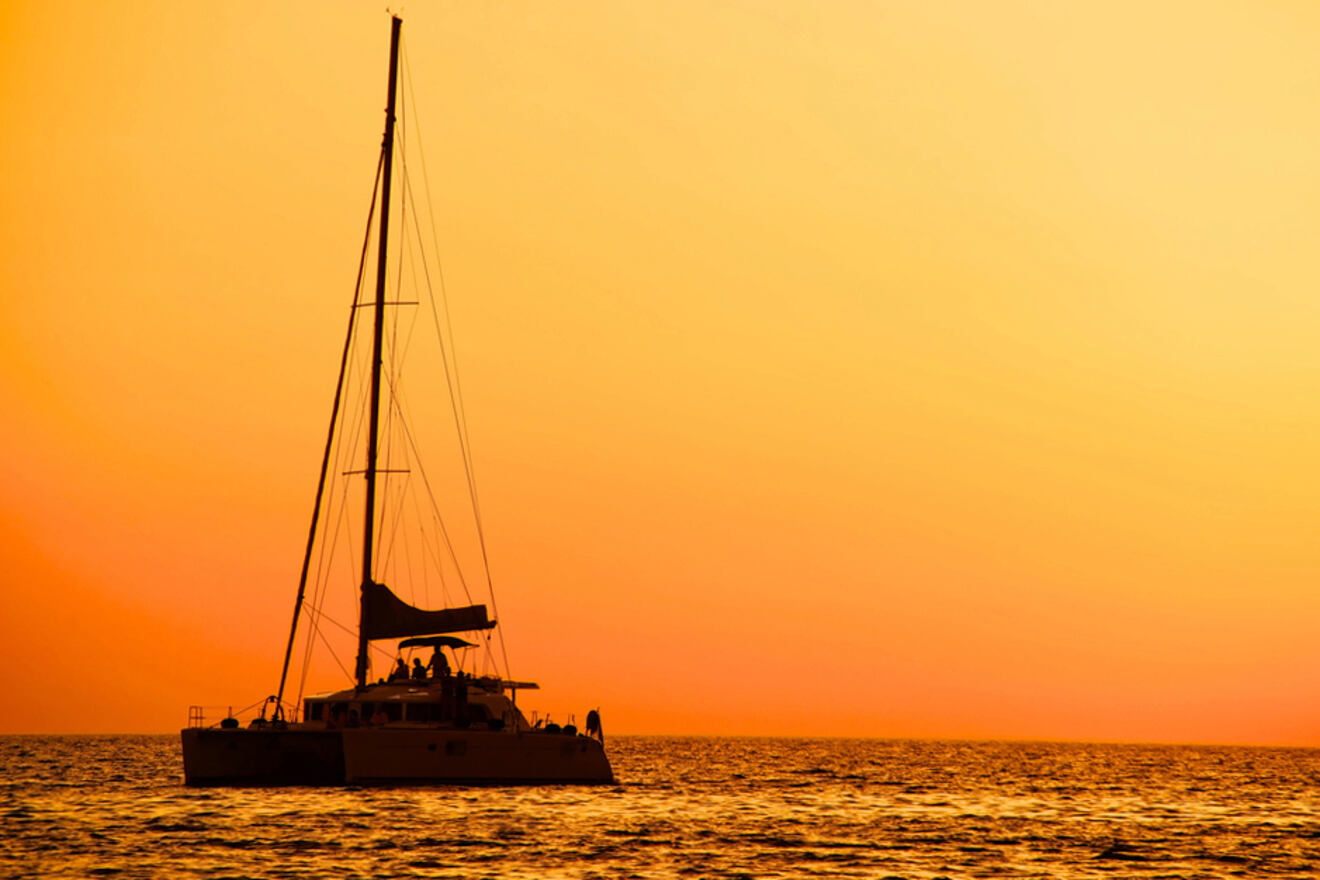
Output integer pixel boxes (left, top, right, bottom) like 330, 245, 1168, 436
187, 705, 237, 728
187, 699, 290, 729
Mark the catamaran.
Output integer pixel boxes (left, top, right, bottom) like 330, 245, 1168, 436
180, 15, 613, 786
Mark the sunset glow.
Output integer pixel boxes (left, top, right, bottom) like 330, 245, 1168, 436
3, 0, 1320, 743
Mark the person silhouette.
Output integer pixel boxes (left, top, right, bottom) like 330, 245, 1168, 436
429, 649, 450, 678
586, 709, 604, 743
390, 658, 408, 681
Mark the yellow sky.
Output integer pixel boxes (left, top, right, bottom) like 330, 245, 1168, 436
3, 0, 1320, 743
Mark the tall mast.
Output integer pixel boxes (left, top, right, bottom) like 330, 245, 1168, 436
356, 14, 402, 689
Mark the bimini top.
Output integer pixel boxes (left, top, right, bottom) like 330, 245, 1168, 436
398, 635, 478, 650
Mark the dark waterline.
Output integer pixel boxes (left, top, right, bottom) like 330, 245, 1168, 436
4, 735, 1319, 878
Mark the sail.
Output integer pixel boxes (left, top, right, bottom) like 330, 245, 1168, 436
361, 581, 495, 640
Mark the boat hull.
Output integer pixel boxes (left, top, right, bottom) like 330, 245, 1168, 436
180, 727, 613, 786
180, 727, 345, 786
340, 728, 614, 785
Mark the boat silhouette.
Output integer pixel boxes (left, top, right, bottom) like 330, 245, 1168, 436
180, 15, 613, 786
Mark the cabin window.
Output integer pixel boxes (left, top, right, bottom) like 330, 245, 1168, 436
406, 703, 433, 723
467, 704, 490, 723
384, 702, 403, 721
305, 702, 324, 721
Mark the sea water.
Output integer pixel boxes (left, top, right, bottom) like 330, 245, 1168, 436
2, 735, 1318, 878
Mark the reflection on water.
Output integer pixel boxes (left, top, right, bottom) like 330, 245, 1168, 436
2, 735, 1318, 878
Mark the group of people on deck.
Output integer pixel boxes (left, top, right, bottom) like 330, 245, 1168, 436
388, 649, 450, 682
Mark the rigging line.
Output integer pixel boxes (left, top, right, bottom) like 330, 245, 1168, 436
216, 696, 278, 722
380, 248, 429, 567
392, 77, 473, 497
377, 254, 422, 579
305, 472, 355, 665
430, 507, 452, 606
307, 421, 363, 645
377, 331, 471, 603
375, 351, 407, 575
296, 606, 340, 701
388, 394, 444, 611
312, 425, 358, 594
394, 191, 426, 363
389, 373, 474, 604
294, 178, 381, 687
305, 281, 377, 646
383, 228, 424, 374
335, 323, 375, 575
405, 485, 453, 608
300, 272, 375, 660
401, 39, 510, 679
323, 302, 374, 506
298, 408, 369, 707
394, 38, 425, 363
387, 401, 430, 609
377, 451, 413, 581
416, 511, 431, 609
399, 492, 421, 609
275, 150, 384, 711
393, 400, 477, 606
320, 262, 379, 598
379, 219, 427, 479
300, 333, 372, 695
399, 120, 511, 681
371, 171, 426, 489
401, 49, 483, 537
395, 172, 470, 534
304, 603, 394, 658
391, 489, 421, 588
398, 159, 472, 486
313, 622, 354, 685
300, 603, 396, 698
297, 483, 354, 707
406, 468, 440, 610
377, 133, 412, 584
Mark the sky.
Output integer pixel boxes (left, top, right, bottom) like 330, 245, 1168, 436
3, 0, 1320, 744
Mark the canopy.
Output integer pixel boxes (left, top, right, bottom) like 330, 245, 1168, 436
397, 635, 477, 650
362, 581, 495, 641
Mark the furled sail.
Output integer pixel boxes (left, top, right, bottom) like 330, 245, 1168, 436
361, 581, 494, 640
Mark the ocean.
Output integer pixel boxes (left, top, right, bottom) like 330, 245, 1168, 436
2, 735, 1317, 878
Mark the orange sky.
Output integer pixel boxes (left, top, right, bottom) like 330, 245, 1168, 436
3, 0, 1320, 744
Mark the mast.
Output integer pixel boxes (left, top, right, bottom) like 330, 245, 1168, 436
356, 14, 403, 689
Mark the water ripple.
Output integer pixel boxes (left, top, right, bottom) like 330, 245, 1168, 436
2, 735, 1319, 878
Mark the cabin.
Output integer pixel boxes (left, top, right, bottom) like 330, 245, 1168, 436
300, 675, 537, 733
